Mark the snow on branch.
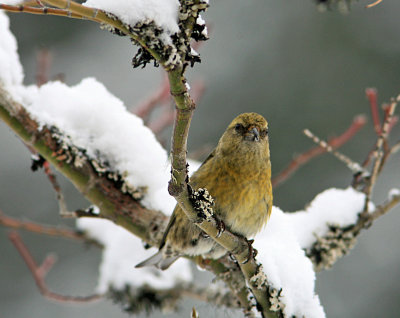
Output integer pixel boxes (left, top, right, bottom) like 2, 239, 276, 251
0, 0, 208, 69
298, 93, 400, 271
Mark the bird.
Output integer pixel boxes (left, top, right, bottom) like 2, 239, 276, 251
136, 112, 272, 270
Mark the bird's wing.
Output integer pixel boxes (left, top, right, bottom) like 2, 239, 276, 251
159, 211, 177, 249
159, 149, 215, 250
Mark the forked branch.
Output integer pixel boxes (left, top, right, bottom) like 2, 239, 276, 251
9, 231, 103, 303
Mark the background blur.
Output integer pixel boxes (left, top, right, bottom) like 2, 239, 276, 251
1, 1, 400, 317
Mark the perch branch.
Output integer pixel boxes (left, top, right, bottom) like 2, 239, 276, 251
165, 4, 277, 314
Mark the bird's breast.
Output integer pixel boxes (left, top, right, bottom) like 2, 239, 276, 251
190, 147, 272, 238
194, 167, 271, 238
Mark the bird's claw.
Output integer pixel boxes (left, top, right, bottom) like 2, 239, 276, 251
241, 238, 257, 264
216, 219, 225, 238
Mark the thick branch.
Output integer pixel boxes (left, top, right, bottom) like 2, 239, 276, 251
0, 86, 167, 247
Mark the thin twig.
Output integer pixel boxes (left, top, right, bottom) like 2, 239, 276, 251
190, 80, 206, 106
148, 107, 175, 134
382, 104, 399, 133
366, 0, 383, 8
36, 48, 52, 87
362, 90, 399, 169
9, 231, 104, 303
0, 209, 86, 241
142, 79, 205, 136
0, 3, 87, 19
370, 191, 400, 221
390, 140, 400, 155
352, 191, 400, 235
362, 95, 398, 213
365, 88, 381, 135
133, 73, 170, 119
42, 160, 69, 215
272, 115, 366, 187
303, 129, 368, 176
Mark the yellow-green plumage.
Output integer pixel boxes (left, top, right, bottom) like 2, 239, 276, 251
136, 113, 272, 270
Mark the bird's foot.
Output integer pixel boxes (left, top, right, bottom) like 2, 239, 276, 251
216, 219, 225, 238
242, 239, 257, 264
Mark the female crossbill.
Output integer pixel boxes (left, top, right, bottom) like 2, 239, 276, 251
136, 112, 272, 270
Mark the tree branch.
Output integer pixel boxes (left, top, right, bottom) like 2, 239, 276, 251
306, 189, 400, 271
9, 231, 103, 303
305, 92, 400, 271
272, 114, 367, 187
0, 209, 93, 242
0, 86, 167, 247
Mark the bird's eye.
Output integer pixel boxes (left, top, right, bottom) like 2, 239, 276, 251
260, 128, 269, 138
234, 123, 243, 132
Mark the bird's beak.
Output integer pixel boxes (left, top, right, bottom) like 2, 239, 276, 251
245, 127, 260, 142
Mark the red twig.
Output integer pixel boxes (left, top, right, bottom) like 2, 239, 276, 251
36, 48, 52, 87
362, 90, 399, 168
133, 73, 171, 119
0, 209, 83, 240
366, 88, 381, 135
191, 80, 206, 105
360, 95, 398, 211
8, 231, 103, 303
35, 0, 45, 7
148, 107, 175, 134
272, 114, 367, 187
147, 80, 206, 135
43, 160, 61, 193
41, 157, 70, 215
366, 0, 383, 8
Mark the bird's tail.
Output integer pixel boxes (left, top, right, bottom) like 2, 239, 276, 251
135, 250, 179, 270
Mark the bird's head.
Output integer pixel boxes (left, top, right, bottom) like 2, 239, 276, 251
218, 112, 270, 157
